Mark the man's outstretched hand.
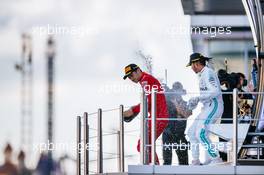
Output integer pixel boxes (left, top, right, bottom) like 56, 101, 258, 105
124, 109, 134, 117
123, 108, 138, 122
187, 97, 199, 110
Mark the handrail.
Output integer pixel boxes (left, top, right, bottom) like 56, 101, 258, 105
76, 89, 264, 174
76, 116, 81, 175
233, 89, 238, 166
140, 89, 148, 164
84, 112, 89, 175
97, 109, 103, 174
119, 105, 125, 172
151, 89, 157, 165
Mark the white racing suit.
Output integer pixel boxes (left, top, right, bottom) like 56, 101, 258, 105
187, 66, 224, 161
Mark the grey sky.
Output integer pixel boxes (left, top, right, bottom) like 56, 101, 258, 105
0, 0, 198, 172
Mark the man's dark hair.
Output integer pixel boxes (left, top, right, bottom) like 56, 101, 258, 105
229, 72, 241, 89
237, 72, 245, 79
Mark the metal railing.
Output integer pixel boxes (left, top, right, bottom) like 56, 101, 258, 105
141, 89, 264, 166
233, 89, 238, 166
76, 105, 128, 175
76, 89, 264, 174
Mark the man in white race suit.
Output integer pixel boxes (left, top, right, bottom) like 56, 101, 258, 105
186, 53, 224, 165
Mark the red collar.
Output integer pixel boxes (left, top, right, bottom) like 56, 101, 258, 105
139, 72, 147, 82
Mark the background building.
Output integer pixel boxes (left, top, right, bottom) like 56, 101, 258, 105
181, 0, 262, 78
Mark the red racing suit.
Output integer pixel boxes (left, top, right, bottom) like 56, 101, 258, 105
132, 72, 168, 164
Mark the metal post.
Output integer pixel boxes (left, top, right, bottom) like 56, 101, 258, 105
21, 34, 26, 149
46, 36, 55, 160
117, 131, 121, 171
144, 93, 149, 164
151, 89, 157, 165
83, 113, 89, 175
254, 0, 264, 128
257, 136, 260, 160
76, 116, 81, 175
119, 105, 125, 172
244, 47, 249, 79
233, 89, 238, 166
87, 124, 89, 173
27, 35, 33, 160
97, 108, 103, 173
140, 90, 147, 164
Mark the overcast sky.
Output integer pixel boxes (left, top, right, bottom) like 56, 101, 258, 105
0, 0, 199, 172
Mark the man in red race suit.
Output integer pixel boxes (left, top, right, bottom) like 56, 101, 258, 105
123, 64, 168, 164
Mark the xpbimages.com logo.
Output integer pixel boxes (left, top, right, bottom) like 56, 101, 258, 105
31, 24, 99, 37
98, 83, 166, 95
33, 140, 232, 155
167, 25, 232, 38
33, 140, 99, 153
163, 141, 232, 153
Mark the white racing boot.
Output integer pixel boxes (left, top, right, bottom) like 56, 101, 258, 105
206, 157, 223, 165
191, 159, 201, 165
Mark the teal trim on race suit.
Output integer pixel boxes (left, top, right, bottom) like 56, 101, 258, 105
200, 98, 218, 158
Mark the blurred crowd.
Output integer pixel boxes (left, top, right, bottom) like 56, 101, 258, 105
0, 143, 62, 175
